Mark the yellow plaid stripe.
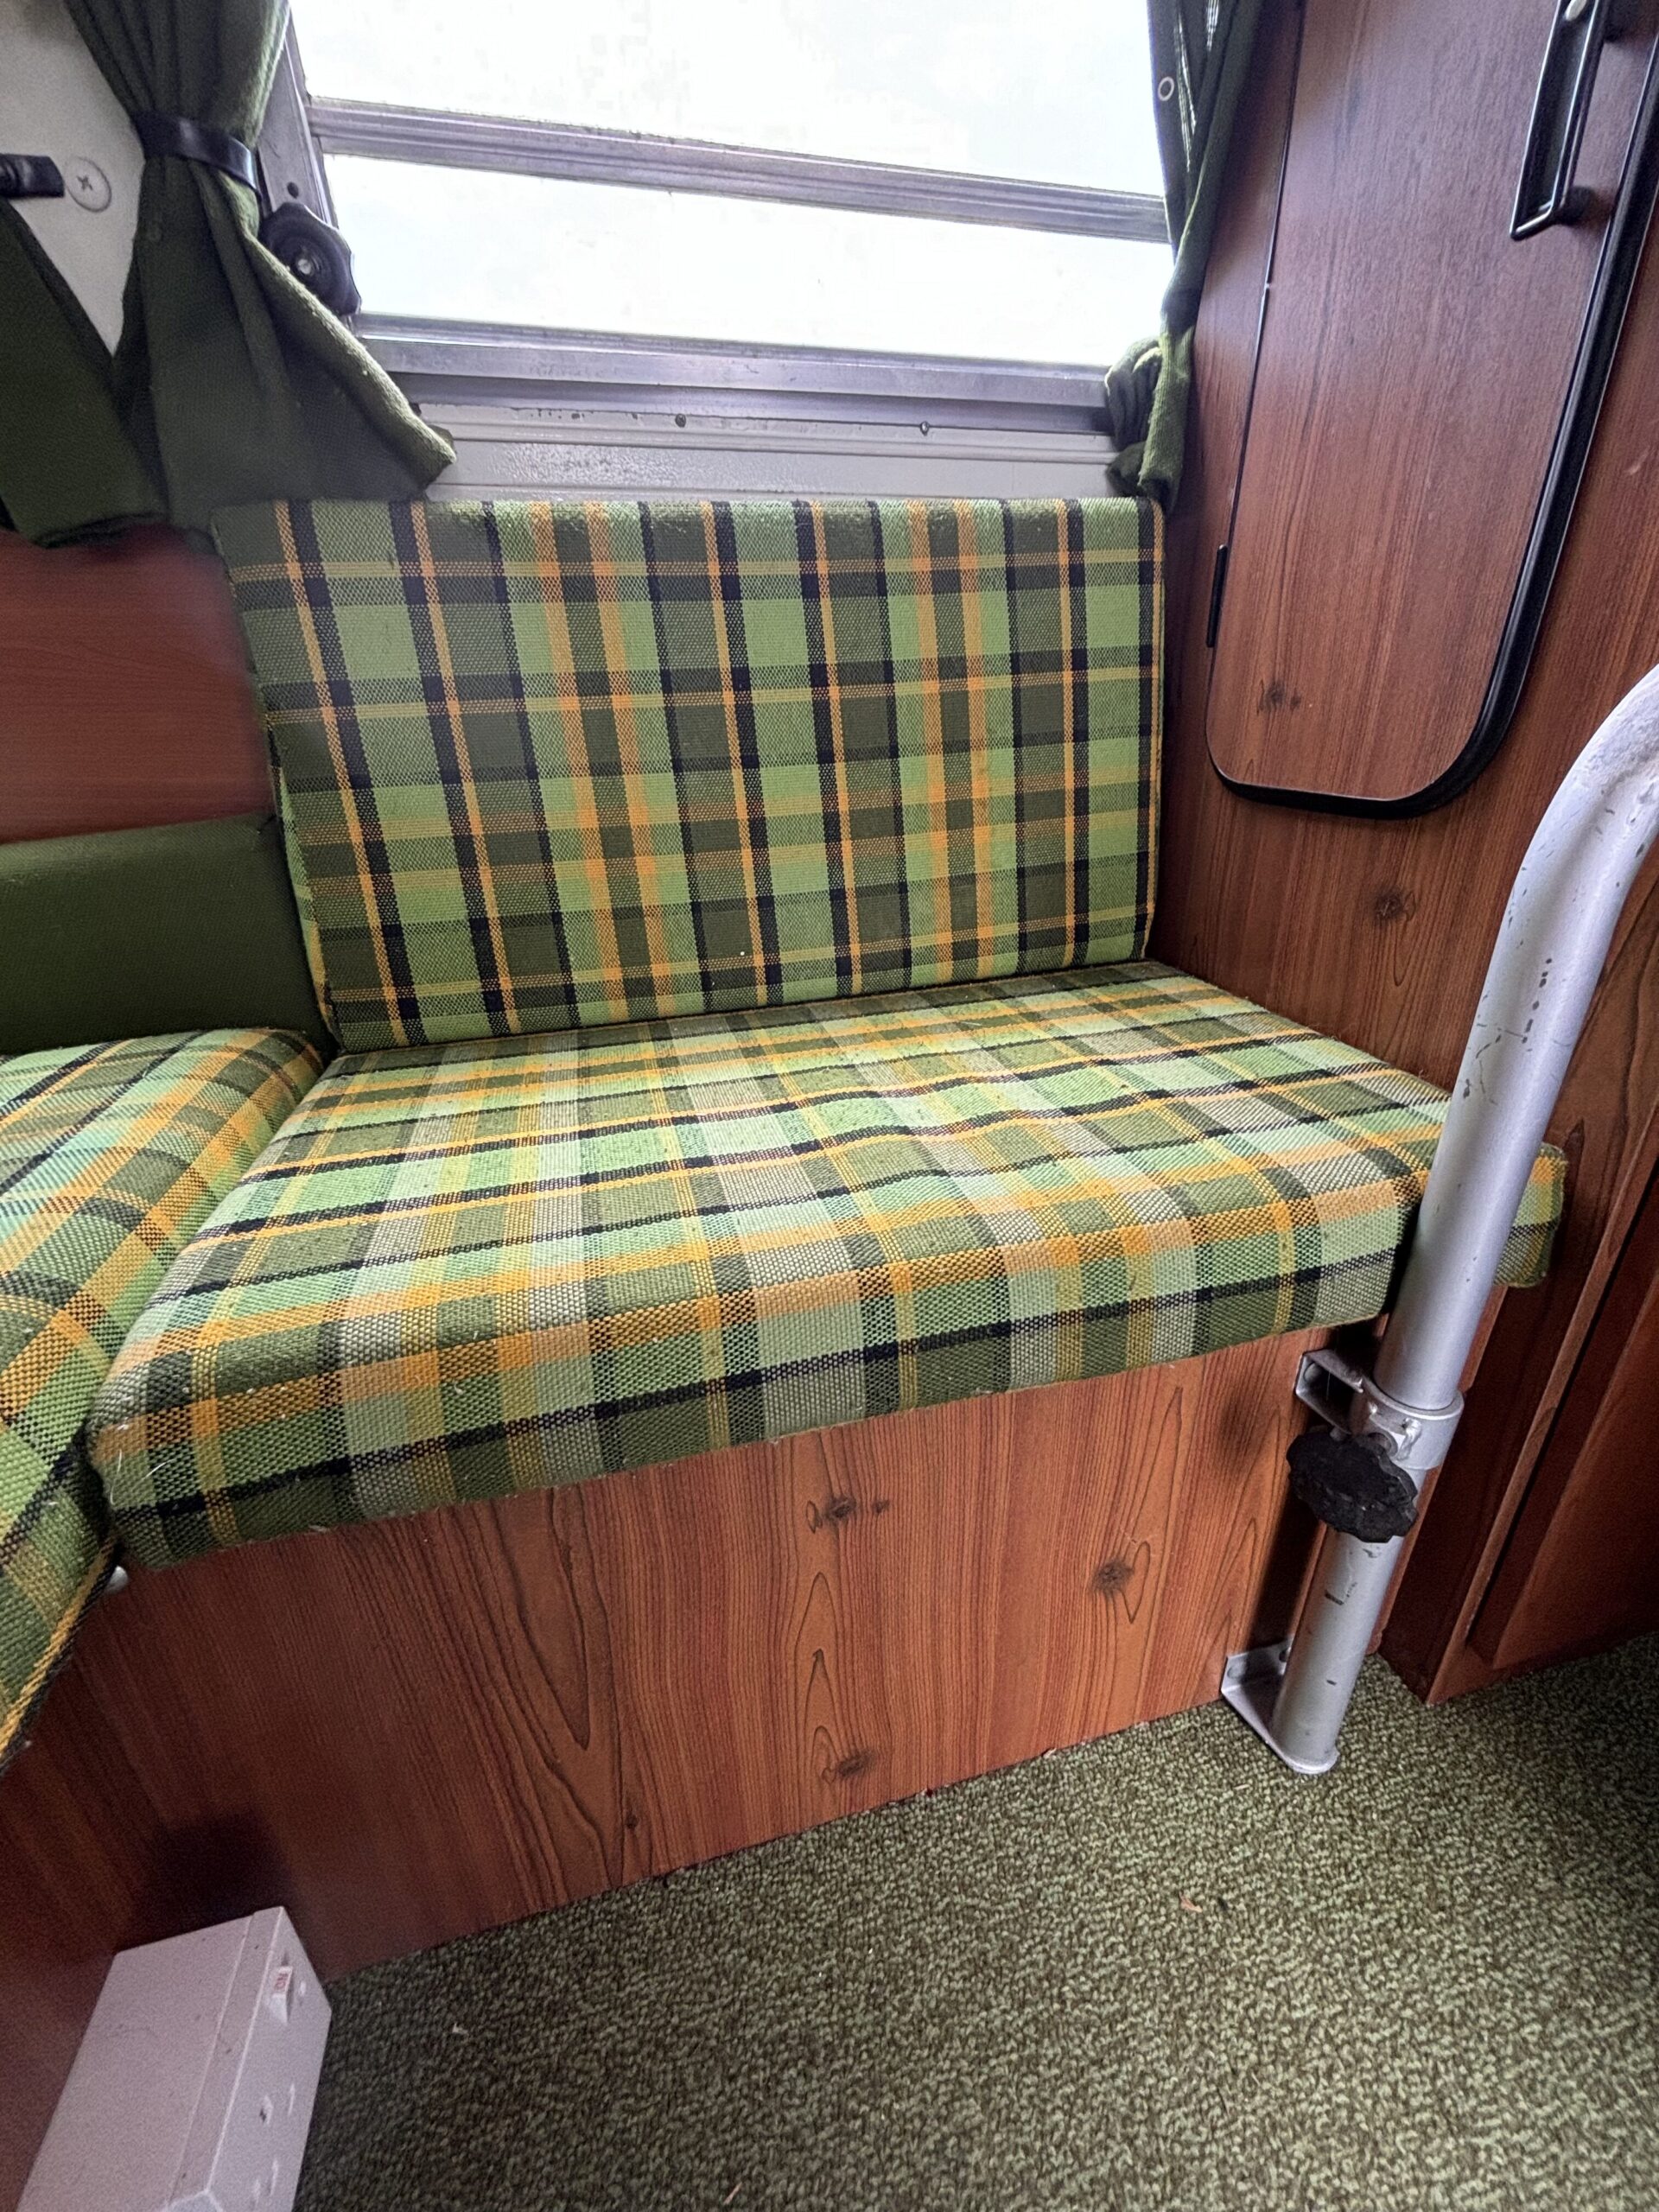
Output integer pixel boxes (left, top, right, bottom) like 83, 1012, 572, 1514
214, 496, 1161, 1050
89, 965, 1562, 1568
1, 1028, 321, 1764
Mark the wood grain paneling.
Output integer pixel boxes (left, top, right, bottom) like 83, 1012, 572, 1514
1470, 1163, 1659, 1673
1157, 0, 1659, 1702
0, 525, 271, 844
1206, 0, 1654, 805
0, 1337, 1326, 2204
0, 1676, 168, 2202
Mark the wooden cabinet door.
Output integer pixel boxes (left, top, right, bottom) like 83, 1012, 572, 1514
1205, 0, 1659, 810
1469, 1162, 1659, 1673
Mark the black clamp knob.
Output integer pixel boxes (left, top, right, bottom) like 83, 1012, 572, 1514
1287, 1427, 1420, 1543
258, 201, 361, 320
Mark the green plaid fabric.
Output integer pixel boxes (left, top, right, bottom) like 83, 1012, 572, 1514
213, 496, 1161, 1052
1, 1030, 321, 1763
89, 963, 1562, 1568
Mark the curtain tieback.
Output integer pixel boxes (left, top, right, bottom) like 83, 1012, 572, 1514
131, 112, 259, 195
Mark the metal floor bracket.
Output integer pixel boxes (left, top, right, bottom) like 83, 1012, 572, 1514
1220, 1642, 1338, 1777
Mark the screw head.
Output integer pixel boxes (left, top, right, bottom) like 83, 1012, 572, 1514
66, 158, 111, 212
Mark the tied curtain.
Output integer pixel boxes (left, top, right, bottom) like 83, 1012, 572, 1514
1, 0, 450, 543
0, 207, 159, 543
1108, 0, 1266, 509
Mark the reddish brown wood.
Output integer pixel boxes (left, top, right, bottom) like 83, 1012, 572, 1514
1469, 1164, 1659, 1672
1157, 0, 1659, 1704
10, 16, 1659, 2191
0, 525, 271, 844
1206, 0, 1656, 805
0, 1676, 167, 2205
0, 1338, 1325, 2204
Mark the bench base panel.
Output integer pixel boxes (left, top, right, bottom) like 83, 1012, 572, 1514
2, 1332, 1333, 2204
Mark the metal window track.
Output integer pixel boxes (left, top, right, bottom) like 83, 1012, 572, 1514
308, 99, 1170, 245
360, 316, 1119, 433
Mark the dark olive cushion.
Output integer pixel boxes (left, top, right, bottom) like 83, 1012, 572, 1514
0, 813, 328, 1056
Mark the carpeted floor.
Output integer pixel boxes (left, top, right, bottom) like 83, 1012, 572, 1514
296, 1638, 1659, 2212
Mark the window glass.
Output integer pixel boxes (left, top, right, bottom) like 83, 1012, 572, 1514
291, 0, 1163, 196
327, 158, 1172, 364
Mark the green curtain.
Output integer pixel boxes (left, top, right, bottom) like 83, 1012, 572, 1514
1108, 0, 1265, 510
0, 207, 161, 543
5, 0, 452, 543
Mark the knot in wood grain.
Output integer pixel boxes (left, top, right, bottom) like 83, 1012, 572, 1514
1372, 886, 1419, 927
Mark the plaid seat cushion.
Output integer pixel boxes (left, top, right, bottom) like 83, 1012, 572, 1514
88, 964, 1562, 1569
213, 496, 1161, 1052
1, 1030, 321, 1764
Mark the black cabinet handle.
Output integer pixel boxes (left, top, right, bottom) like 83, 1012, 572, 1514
1513, 0, 1619, 238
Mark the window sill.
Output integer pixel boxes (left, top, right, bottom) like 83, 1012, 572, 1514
364, 316, 1123, 499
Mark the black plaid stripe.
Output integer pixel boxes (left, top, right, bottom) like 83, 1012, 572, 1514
215, 496, 1162, 1050
89, 965, 1562, 1566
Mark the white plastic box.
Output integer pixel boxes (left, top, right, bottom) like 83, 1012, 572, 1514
22, 1907, 331, 2212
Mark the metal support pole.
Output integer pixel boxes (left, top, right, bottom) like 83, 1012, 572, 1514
1224, 663, 1659, 1773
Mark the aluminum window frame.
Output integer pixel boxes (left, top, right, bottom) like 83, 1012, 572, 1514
306, 101, 1169, 245
261, 22, 1169, 438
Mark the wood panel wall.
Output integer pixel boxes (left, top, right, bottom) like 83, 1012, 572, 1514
1204, 0, 1650, 805
7, 9, 1656, 2195
1154, 0, 1659, 1700
1470, 1161, 1659, 1670
0, 525, 271, 843
1, 1337, 1329, 2205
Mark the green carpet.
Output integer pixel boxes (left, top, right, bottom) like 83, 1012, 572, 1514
296, 1639, 1659, 2212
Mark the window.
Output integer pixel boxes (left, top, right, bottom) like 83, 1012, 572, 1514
324, 164, 1167, 365
273, 2, 1173, 493
291, 0, 1163, 194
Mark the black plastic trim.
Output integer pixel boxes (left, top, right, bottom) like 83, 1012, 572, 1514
1211, 37, 1659, 821
1205, 543, 1230, 649
0, 154, 64, 200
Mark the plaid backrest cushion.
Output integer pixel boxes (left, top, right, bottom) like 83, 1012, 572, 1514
0, 1028, 320, 1764
214, 497, 1162, 1051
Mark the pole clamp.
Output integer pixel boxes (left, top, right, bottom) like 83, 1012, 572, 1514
1287, 1349, 1464, 1542
1294, 1347, 1464, 1477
